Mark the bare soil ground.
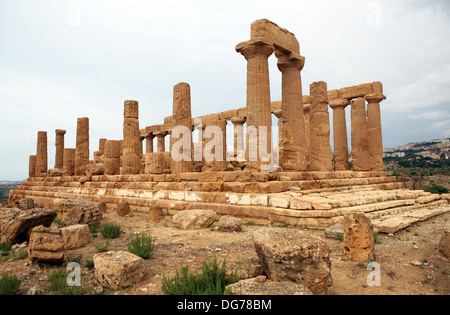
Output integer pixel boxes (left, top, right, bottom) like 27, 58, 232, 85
1, 208, 449, 295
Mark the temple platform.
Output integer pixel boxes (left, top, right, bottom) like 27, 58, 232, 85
9, 171, 449, 232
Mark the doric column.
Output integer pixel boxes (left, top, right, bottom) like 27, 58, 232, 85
309, 81, 333, 171
231, 117, 246, 161
54, 129, 66, 170
63, 148, 76, 176
365, 93, 386, 171
104, 140, 121, 175
36, 131, 48, 176
351, 97, 370, 171
122, 100, 141, 174
170, 82, 193, 173
75, 117, 89, 176
236, 39, 274, 170
156, 132, 167, 153
145, 134, 155, 154
276, 51, 307, 171
329, 99, 350, 171
303, 97, 311, 170
28, 155, 36, 178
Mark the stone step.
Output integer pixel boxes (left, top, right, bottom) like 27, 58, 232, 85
372, 206, 450, 234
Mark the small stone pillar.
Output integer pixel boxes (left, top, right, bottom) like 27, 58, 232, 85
170, 82, 193, 173
365, 93, 386, 171
309, 82, 332, 171
276, 51, 307, 171
145, 134, 154, 154
54, 129, 66, 170
351, 98, 370, 171
29, 155, 36, 178
63, 148, 76, 176
231, 117, 246, 161
303, 97, 311, 170
36, 131, 48, 176
236, 40, 274, 170
122, 100, 141, 174
75, 117, 89, 176
329, 99, 350, 171
104, 140, 121, 175
343, 212, 375, 262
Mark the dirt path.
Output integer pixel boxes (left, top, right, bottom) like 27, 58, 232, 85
1, 209, 449, 295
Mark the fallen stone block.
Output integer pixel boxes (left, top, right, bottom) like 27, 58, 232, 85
93, 251, 145, 290
218, 215, 242, 232
252, 228, 331, 295
60, 198, 105, 227
0, 207, 57, 244
225, 278, 312, 295
172, 209, 217, 230
60, 224, 91, 250
27, 225, 65, 264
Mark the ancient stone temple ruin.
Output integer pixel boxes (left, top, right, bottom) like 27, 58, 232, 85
9, 20, 449, 231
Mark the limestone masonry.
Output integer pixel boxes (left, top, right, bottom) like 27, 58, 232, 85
9, 19, 449, 229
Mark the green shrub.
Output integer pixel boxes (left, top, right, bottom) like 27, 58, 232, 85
127, 232, 155, 259
161, 256, 239, 295
100, 224, 123, 239
93, 239, 111, 253
0, 243, 12, 252
423, 183, 449, 194
65, 253, 83, 264
85, 259, 94, 269
89, 223, 100, 237
47, 269, 83, 295
0, 272, 21, 295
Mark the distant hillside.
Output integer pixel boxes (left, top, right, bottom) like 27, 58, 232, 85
383, 138, 450, 172
0, 181, 21, 205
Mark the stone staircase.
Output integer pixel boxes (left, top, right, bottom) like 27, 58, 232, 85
8, 171, 449, 233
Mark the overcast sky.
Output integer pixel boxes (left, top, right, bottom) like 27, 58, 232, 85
1, 0, 449, 180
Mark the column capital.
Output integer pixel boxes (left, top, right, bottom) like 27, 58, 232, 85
329, 98, 350, 110
55, 129, 66, 135
276, 51, 305, 72
236, 39, 274, 60
364, 93, 386, 104
303, 103, 311, 114
231, 117, 246, 125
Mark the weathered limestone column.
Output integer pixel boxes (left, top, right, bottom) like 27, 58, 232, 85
303, 97, 311, 170
36, 131, 48, 176
74, 117, 89, 176
122, 100, 141, 174
231, 117, 246, 161
309, 82, 333, 171
365, 93, 386, 171
156, 132, 166, 153
54, 129, 66, 170
236, 40, 274, 170
63, 148, 76, 176
329, 99, 350, 171
145, 134, 155, 154
203, 118, 228, 172
276, 51, 307, 171
351, 98, 370, 171
170, 82, 193, 173
29, 155, 36, 178
104, 140, 121, 175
